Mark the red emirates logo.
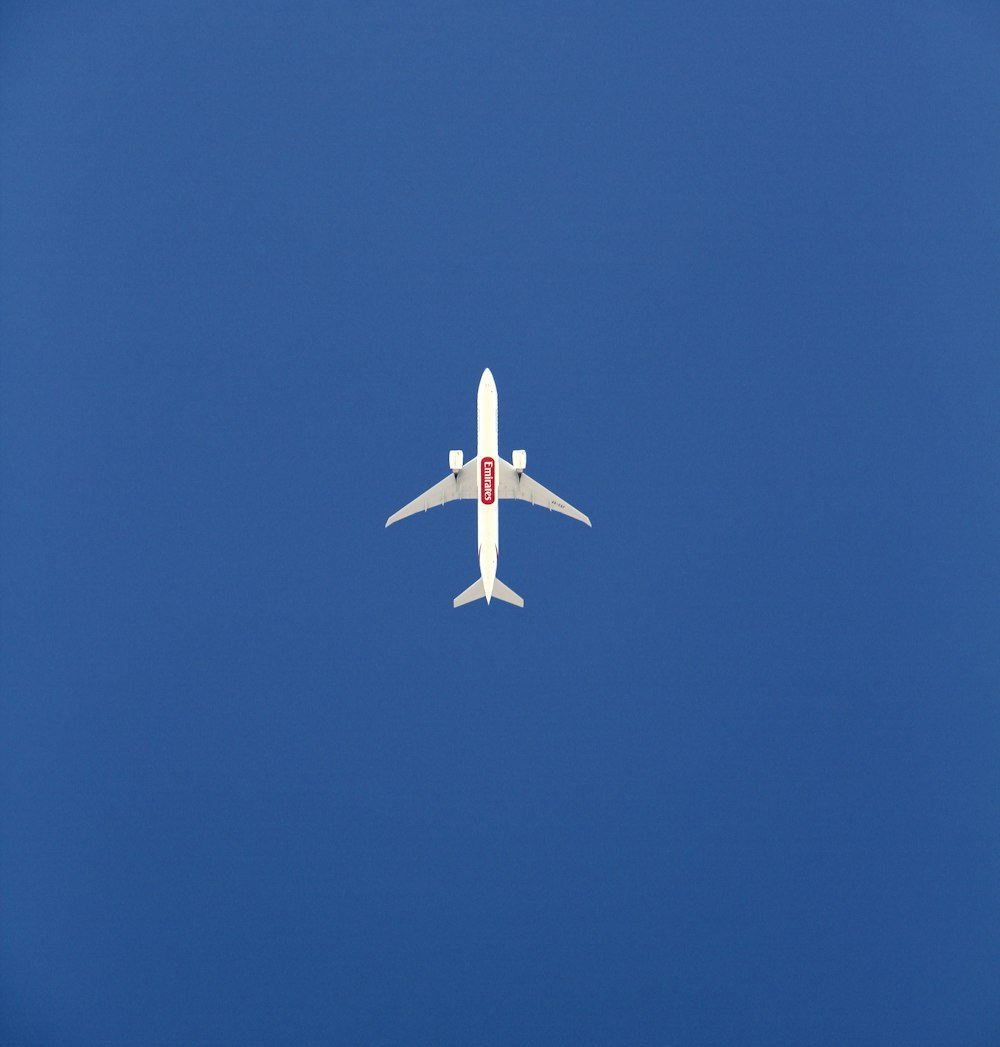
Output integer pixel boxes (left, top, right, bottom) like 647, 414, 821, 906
480, 457, 495, 504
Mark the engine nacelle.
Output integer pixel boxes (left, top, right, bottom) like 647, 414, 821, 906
512, 449, 526, 474
449, 450, 464, 474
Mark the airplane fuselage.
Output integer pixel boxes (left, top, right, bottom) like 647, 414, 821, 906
477, 368, 499, 602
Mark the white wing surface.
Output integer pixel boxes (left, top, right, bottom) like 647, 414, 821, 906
385, 457, 479, 527
495, 457, 592, 527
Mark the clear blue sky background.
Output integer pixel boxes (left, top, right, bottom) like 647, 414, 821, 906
2, 4, 999, 1044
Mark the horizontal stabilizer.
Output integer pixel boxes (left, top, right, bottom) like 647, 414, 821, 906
491, 578, 524, 607
453, 577, 524, 608
453, 578, 485, 607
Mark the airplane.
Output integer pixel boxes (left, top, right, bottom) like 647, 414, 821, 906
385, 368, 591, 607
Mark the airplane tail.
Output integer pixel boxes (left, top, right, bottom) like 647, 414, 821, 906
453, 578, 485, 607
453, 577, 524, 608
492, 578, 524, 607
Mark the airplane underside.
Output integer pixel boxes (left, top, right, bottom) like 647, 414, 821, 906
384, 368, 590, 607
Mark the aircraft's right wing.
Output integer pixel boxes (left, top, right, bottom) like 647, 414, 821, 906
385, 457, 479, 527
495, 457, 592, 526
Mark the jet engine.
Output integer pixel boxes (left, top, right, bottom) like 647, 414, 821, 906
449, 450, 464, 474
512, 449, 526, 474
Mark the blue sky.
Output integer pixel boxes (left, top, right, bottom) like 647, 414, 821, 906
2, 3, 999, 1044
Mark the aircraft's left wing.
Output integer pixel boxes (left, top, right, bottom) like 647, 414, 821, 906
495, 457, 591, 526
385, 457, 479, 527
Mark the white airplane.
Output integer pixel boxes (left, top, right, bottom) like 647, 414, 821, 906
385, 368, 591, 607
